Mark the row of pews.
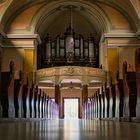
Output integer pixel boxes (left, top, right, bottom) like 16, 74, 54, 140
0, 65, 59, 119
82, 49, 140, 122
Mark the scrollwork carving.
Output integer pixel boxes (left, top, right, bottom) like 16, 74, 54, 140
60, 67, 83, 76
35, 66, 107, 84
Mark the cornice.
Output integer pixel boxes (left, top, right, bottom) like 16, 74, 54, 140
100, 32, 137, 43
6, 34, 42, 44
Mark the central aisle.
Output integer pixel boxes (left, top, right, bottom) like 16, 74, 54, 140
0, 119, 140, 140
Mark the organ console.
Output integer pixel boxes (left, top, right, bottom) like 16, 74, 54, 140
38, 26, 99, 68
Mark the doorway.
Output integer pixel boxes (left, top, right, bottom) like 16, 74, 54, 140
64, 98, 79, 119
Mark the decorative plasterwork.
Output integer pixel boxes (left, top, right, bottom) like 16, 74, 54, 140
35, 66, 107, 85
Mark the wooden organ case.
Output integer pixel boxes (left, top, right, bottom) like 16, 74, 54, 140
38, 27, 99, 69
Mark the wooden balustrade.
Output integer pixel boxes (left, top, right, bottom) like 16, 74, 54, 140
14, 79, 21, 118
101, 88, 105, 118
1, 72, 12, 117
114, 72, 124, 119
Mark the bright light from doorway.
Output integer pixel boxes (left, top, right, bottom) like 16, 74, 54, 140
64, 99, 79, 119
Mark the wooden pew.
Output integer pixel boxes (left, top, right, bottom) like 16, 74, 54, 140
0, 74, 1, 116
123, 61, 137, 120
96, 92, 99, 118
114, 72, 123, 118
34, 86, 38, 118
108, 86, 113, 118
38, 89, 41, 118
135, 49, 140, 119
0, 100, 2, 117
14, 79, 21, 118
94, 93, 98, 118
1, 61, 15, 118
105, 86, 110, 118
1, 72, 9, 117
41, 92, 45, 118
29, 83, 34, 118
18, 82, 23, 118
97, 90, 102, 119
101, 87, 105, 118
14, 70, 22, 118
7, 75, 15, 118
22, 78, 30, 118
44, 94, 47, 118
115, 71, 124, 119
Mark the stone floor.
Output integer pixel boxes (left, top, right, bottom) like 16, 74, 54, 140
0, 119, 140, 140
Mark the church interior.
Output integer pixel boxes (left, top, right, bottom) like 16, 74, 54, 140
0, 0, 140, 139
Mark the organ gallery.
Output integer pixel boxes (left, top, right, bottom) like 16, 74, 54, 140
38, 27, 99, 68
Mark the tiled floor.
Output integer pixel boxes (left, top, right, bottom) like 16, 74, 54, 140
0, 119, 140, 140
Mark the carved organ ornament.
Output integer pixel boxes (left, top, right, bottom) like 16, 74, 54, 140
40, 31, 99, 68
39, 6, 99, 68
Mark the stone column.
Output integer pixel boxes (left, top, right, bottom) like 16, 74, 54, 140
82, 85, 88, 104
55, 85, 61, 117
82, 83, 88, 118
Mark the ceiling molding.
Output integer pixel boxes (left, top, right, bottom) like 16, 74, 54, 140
107, 44, 140, 47
103, 33, 136, 38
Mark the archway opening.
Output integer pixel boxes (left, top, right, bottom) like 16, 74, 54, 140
64, 98, 79, 119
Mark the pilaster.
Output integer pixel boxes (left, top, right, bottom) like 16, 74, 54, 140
55, 84, 61, 118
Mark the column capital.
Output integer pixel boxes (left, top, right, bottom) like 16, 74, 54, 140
82, 76, 89, 85
55, 84, 60, 88
54, 76, 60, 85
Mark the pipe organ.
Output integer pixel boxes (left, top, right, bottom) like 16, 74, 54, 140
39, 28, 99, 68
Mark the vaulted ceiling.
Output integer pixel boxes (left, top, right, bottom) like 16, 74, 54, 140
0, 0, 140, 40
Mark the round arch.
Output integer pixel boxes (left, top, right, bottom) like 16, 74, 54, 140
31, 0, 110, 38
